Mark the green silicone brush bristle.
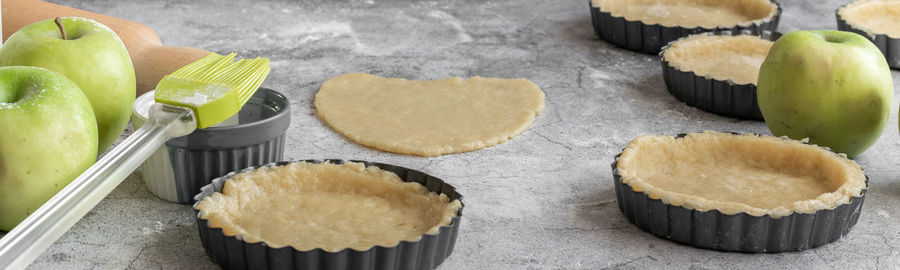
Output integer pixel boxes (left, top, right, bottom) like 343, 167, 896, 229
154, 52, 271, 128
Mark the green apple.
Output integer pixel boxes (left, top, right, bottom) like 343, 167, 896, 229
0, 17, 136, 152
757, 30, 893, 158
0, 66, 98, 231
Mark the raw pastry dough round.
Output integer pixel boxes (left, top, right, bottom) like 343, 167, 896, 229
315, 73, 545, 156
592, 0, 778, 28
663, 34, 773, 85
839, 0, 900, 38
195, 161, 462, 252
616, 131, 867, 218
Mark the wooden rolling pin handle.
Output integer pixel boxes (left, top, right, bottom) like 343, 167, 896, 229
135, 46, 210, 94
2, 0, 210, 95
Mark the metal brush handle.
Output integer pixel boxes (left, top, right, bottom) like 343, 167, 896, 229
0, 103, 197, 269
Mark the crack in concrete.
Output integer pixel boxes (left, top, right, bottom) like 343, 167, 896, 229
126, 245, 148, 269
416, 159, 436, 171
570, 199, 616, 207
600, 255, 657, 270
65, 240, 106, 248
544, 226, 629, 232
576, 66, 586, 89
127, 243, 169, 270
533, 131, 573, 151
811, 249, 835, 270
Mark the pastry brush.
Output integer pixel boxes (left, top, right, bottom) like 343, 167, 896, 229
0, 52, 270, 268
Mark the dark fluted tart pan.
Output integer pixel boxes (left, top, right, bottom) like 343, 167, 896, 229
194, 159, 464, 270
590, 0, 781, 54
837, 1, 900, 69
611, 133, 867, 252
660, 30, 781, 120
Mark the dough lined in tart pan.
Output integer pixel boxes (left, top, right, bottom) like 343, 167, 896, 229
589, 0, 781, 54
195, 161, 461, 252
593, 0, 777, 29
838, 0, 900, 38
663, 34, 773, 85
616, 131, 865, 218
194, 160, 464, 270
837, 0, 900, 68
659, 31, 779, 120
611, 131, 868, 252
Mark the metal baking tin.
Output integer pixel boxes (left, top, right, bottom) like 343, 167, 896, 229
660, 30, 781, 121
610, 133, 868, 252
193, 160, 464, 270
132, 88, 291, 203
589, 0, 782, 54
837, 3, 900, 69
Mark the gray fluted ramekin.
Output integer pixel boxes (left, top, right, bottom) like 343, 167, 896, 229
131, 88, 291, 203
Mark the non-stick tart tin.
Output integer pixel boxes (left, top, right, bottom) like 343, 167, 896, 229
589, 0, 782, 54
837, 2, 900, 69
193, 160, 464, 270
610, 133, 868, 252
131, 88, 291, 203
660, 30, 781, 121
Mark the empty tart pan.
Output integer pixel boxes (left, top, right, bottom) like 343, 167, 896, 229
194, 159, 463, 270
611, 131, 867, 252
837, 0, 900, 69
660, 30, 781, 120
589, 0, 781, 54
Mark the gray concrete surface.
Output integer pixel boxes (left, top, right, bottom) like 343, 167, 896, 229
3, 0, 900, 269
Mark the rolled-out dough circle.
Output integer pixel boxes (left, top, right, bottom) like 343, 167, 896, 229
314, 73, 545, 156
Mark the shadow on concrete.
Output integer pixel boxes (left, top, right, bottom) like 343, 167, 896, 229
569, 185, 646, 239
130, 220, 217, 269
555, 15, 605, 54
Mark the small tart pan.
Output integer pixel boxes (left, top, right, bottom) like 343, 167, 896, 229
589, 0, 782, 54
193, 159, 464, 270
836, 1, 900, 69
660, 30, 781, 121
611, 133, 868, 252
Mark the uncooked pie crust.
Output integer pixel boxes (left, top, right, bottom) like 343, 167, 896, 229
615, 131, 866, 218
591, 0, 778, 29
315, 73, 545, 157
663, 34, 773, 85
195, 161, 462, 252
839, 0, 900, 38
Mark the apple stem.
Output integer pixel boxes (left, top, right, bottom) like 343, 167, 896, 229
54, 17, 67, 40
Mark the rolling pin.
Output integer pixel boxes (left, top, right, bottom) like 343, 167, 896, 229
2, 0, 210, 95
